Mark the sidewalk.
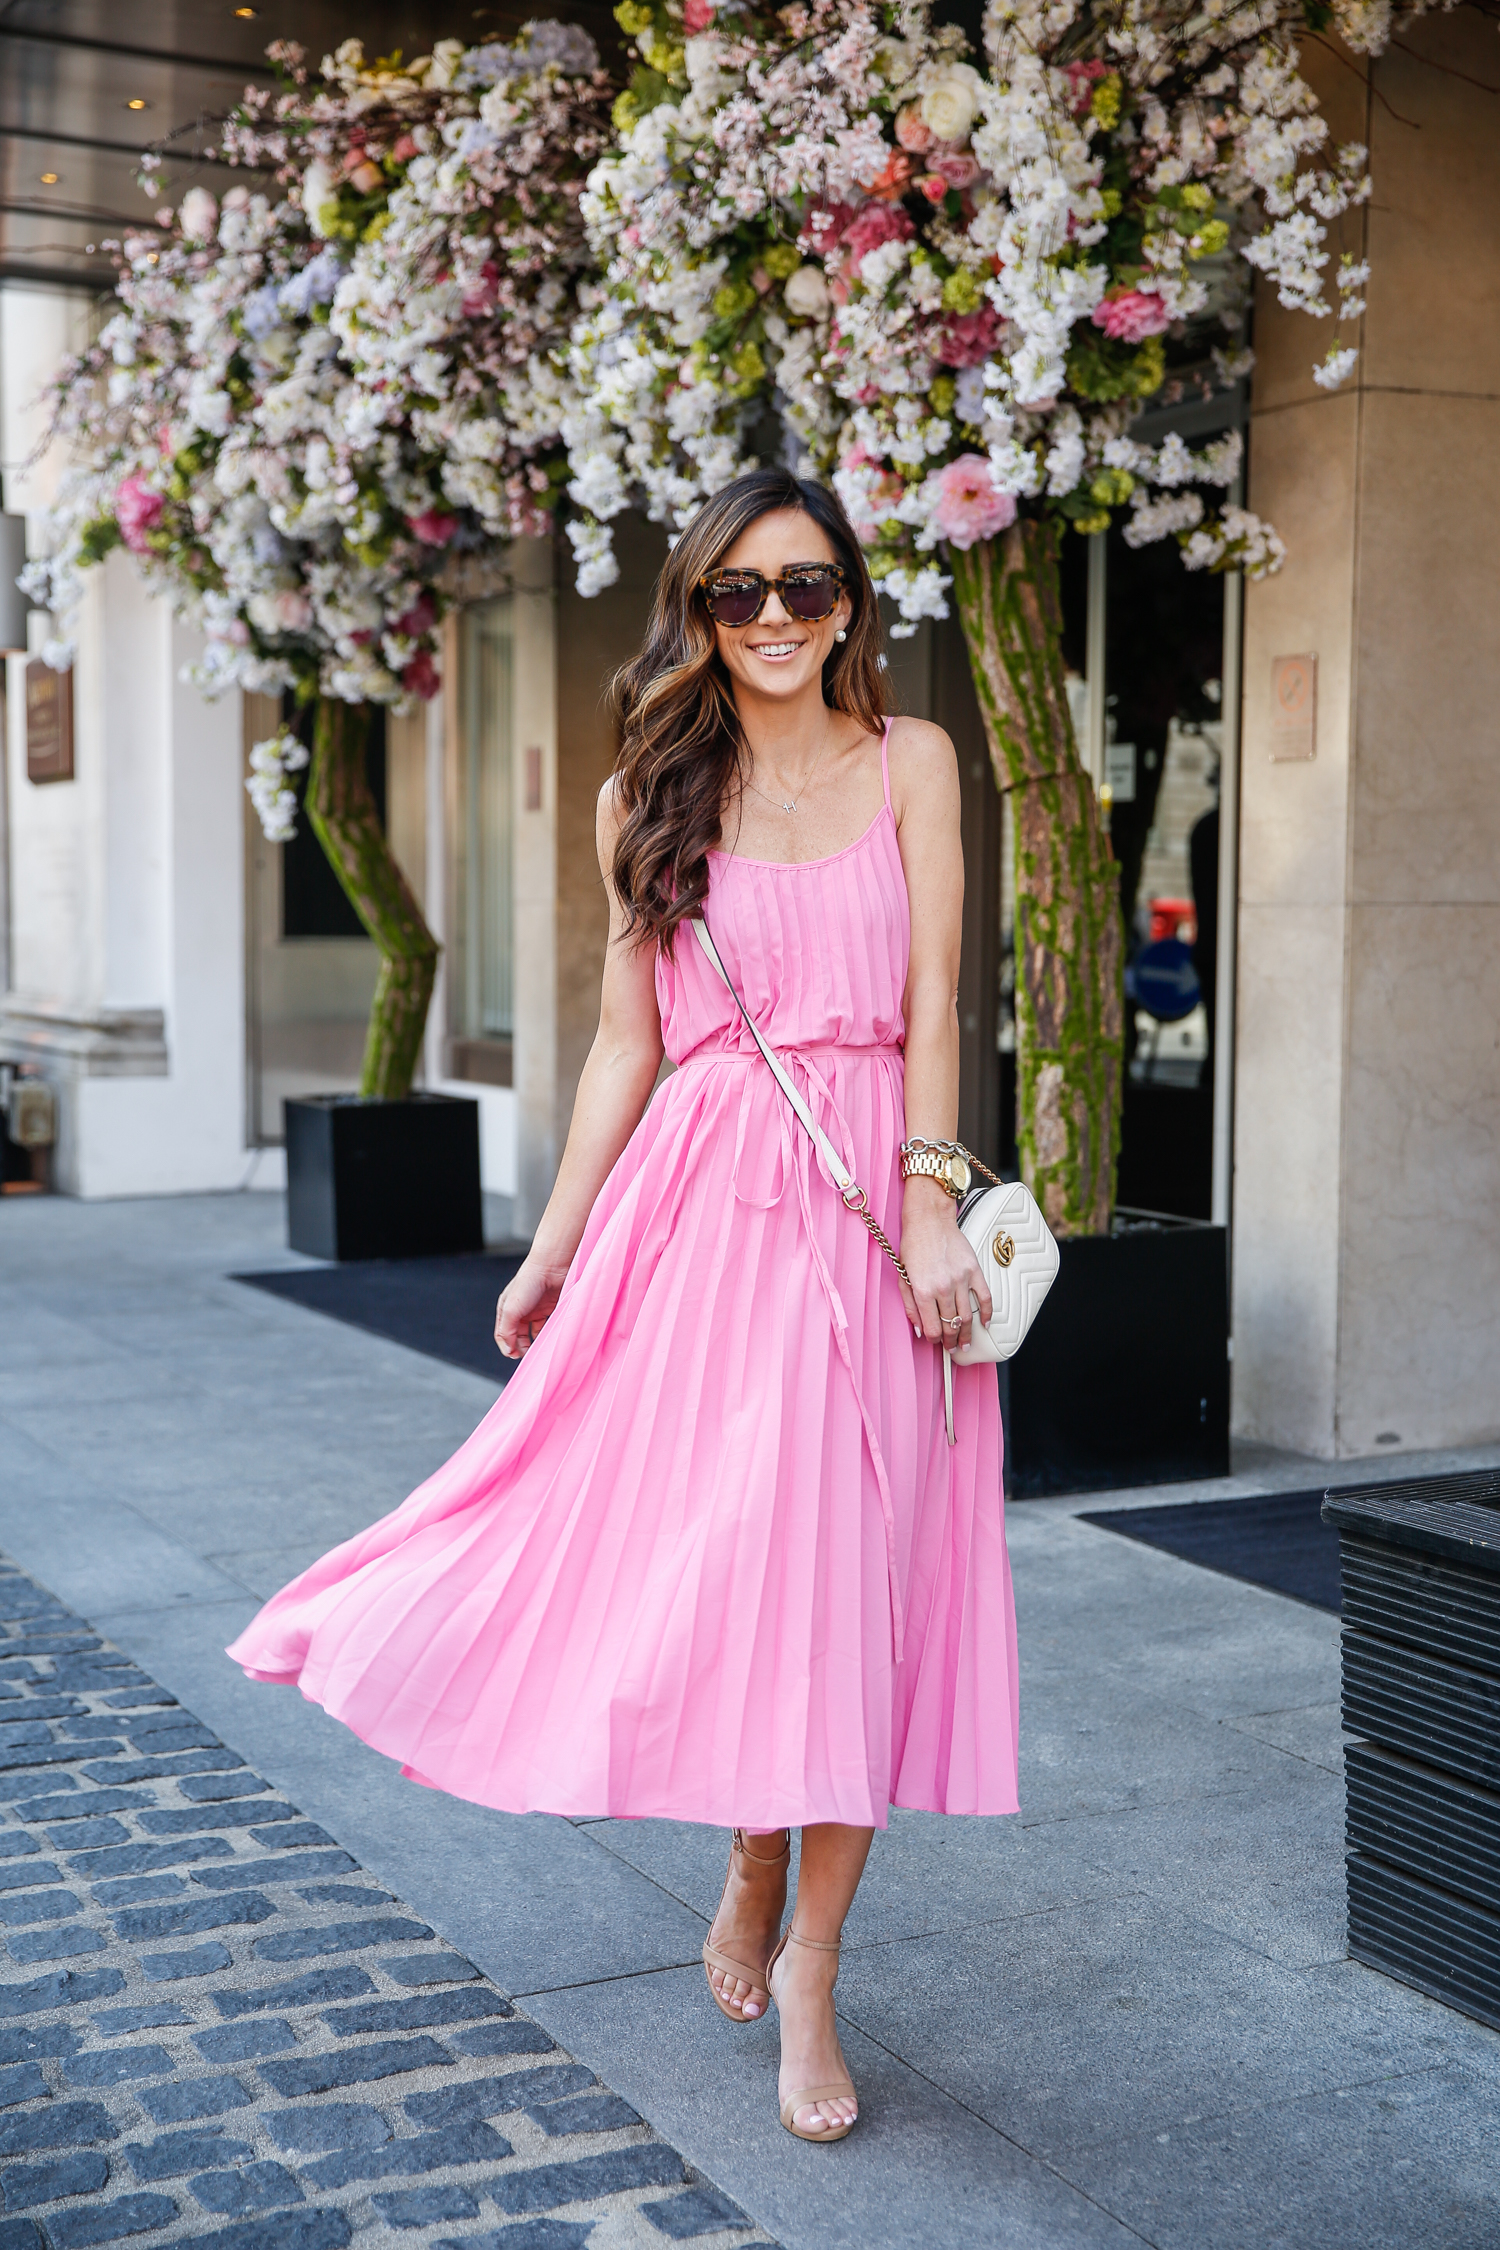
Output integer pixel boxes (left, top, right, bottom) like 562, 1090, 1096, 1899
3, 1192, 1499, 2250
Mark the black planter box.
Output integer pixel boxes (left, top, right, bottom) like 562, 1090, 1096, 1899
1000, 1213, 1229, 1497
286, 1093, 483, 1262
1323, 1469, 1500, 2032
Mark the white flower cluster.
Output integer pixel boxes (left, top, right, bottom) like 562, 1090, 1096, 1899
568, 0, 1433, 621
563, 0, 944, 584
245, 727, 311, 841
1180, 505, 1288, 577
28, 24, 609, 715
322, 33, 609, 542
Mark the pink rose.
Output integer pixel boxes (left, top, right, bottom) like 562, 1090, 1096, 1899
1092, 288, 1170, 343
402, 650, 441, 701
840, 202, 915, 265
461, 261, 500, 318
799, 201, 857, 256
394, 592, 438, 639
926, 455, 1016, 550
929, 147, 979, 189
915, 173, 950, 205
348, 160, 383, 195
894, 105, 932, 154
408, 510, 458, 546
391, 134, 418, 162
933, 305, 1000, 368
1062, 59, 1108, 117
683, 0, 715, 27
115, 476, 164, 554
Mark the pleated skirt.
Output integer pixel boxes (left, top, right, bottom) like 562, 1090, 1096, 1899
226, 1046, 1020, 1829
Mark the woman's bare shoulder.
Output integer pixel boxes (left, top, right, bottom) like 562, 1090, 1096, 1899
597, 771, 627, 838
596, 773, 629, 882
883, 714, 959, 807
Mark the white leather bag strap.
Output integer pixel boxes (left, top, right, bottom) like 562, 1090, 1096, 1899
690, 916, 853, 1193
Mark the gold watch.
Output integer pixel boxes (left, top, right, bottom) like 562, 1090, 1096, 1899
900, 1139, 971, 1200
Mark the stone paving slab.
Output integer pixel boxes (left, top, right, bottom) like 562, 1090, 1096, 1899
0, 1558, 771, 2250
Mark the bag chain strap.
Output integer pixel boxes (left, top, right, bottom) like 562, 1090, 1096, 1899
844, 1142, 1001, 1292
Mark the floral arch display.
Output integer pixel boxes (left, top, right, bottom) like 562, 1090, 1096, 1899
25, 0, 1432, 1266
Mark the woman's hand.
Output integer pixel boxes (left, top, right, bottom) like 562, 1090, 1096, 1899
898, 1179, 992, 1350
495, 1254, 571, 1359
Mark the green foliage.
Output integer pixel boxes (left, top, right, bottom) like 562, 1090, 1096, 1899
1065, 329, 1166, 403
77, 516, 122, 566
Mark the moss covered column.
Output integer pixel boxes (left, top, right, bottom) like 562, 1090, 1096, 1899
304, 697, 440, 1101
950, 521, 1123, 1236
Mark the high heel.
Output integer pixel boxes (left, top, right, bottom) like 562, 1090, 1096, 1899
702, 1828, 789, 2025
766, 1927, 858, 2142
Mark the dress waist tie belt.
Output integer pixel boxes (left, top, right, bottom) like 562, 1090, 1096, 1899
679, 1044, 907, 1665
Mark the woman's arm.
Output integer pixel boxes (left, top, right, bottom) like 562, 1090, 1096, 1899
495, 780, 666, 1357
888, 717, 993, 1350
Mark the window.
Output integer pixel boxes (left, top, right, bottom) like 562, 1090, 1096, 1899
452, 596, 515, 1072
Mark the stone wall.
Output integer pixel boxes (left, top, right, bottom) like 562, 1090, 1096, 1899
1233, 10, 1500, 1456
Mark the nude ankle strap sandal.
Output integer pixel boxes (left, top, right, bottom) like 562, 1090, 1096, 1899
765, 1927, 859, 2142
702, 1829, 789, 2026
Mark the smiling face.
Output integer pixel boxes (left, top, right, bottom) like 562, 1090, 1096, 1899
706, 507, 854, 708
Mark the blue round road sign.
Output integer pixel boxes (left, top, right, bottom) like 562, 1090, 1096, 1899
1125, 937, 1201, 1024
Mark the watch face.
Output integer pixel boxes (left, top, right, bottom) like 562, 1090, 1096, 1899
946, 1153, 971, 1195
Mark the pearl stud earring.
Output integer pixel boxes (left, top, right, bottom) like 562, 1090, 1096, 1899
835, 628, 847, 642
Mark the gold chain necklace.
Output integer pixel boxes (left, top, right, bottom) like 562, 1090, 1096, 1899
743, 734, 833, 815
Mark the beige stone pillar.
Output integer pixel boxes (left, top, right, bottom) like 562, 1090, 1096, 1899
512, 516, 669, 1232
1232, 12, 1500, 1457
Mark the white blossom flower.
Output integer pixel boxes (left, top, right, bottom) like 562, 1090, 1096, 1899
882, 562, 953, 634
1312, 345, 1359, 390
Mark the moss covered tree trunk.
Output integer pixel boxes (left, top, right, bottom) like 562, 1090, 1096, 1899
304, 698, 440, 1101
950, 520, 1123, 1237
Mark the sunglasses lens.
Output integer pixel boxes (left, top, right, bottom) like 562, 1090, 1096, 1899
705, 575, 762, 626
783, 570, 841, 621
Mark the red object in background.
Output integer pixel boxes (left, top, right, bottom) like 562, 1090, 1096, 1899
1150, 897, 1197, 944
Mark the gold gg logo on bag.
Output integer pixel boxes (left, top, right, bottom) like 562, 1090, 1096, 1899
992, 1231, 1016, 1268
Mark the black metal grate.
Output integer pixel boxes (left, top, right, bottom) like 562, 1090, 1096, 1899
1341, 1535, 1500, 1672
1341, 1630, 1500, 1792
1329, 1468, 1500, 2035
1348, 1850, 1500, 2033
1324, 1472, 1500, 1576
1345, 1744, 1500, 1919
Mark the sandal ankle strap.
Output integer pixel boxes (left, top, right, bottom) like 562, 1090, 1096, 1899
731, 1828, 790, 1865
786, 1927, 842, 1952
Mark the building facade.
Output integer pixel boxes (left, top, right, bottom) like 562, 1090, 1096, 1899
1, 9, 1496, 1462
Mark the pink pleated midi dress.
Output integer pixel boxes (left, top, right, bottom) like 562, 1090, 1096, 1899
227, 726, 1020, 1830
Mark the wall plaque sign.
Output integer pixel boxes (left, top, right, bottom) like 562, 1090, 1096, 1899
25, 659, 73, 783
1104, 738, 1137, 803
1270, 652, 1316, 761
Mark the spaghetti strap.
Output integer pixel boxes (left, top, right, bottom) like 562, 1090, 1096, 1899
880, 716, 893, 810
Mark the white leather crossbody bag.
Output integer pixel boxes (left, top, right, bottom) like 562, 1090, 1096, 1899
691, 916, 1059, 1442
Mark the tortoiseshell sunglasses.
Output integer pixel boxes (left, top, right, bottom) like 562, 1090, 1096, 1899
697, 563, 850, 627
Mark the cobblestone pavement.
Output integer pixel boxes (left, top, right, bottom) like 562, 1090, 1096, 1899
0, 1558, 771, 2250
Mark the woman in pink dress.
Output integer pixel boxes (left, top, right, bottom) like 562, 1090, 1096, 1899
228, 470, 1019, 2143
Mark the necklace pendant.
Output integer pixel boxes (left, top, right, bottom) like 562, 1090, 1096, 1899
782, 799, 797, 814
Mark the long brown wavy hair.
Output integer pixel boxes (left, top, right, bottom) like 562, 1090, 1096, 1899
609, 470, 888, 954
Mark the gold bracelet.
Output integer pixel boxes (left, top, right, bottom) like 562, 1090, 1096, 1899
900, 1144, 970, 1198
